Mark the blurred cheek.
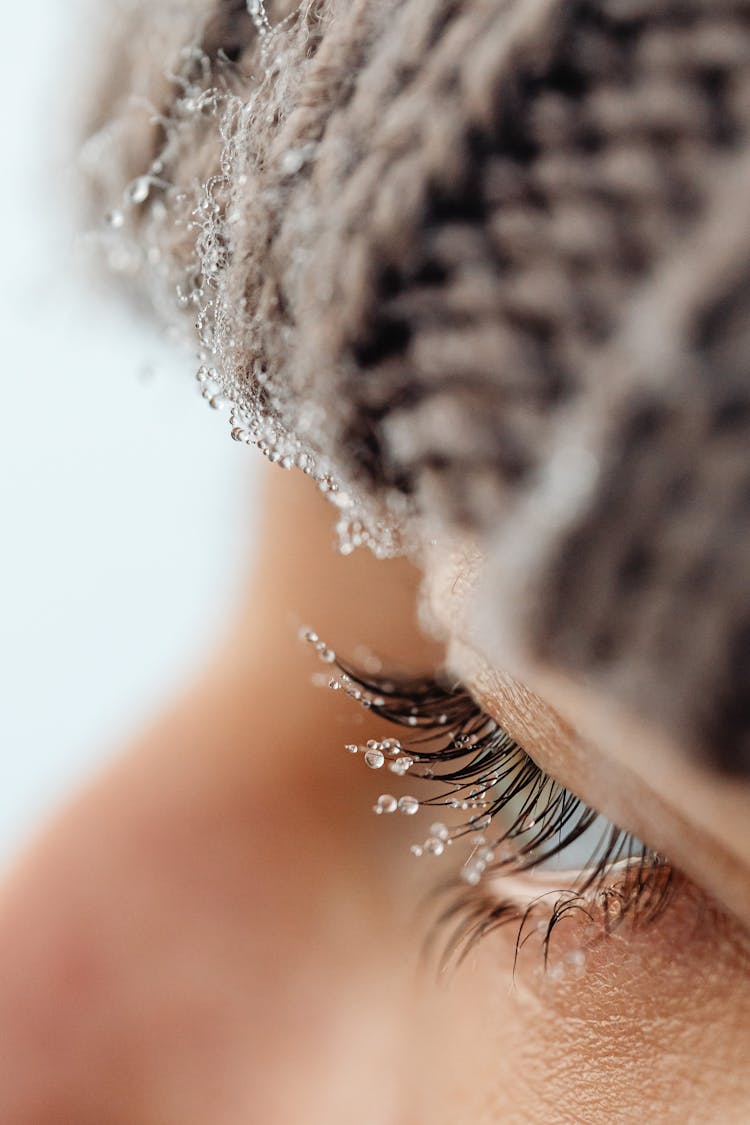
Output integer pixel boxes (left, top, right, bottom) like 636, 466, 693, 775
0, 683, 425, 1125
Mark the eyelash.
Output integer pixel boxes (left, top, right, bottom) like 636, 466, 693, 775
304, 631, 680, 967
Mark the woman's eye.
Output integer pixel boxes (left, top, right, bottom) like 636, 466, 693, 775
303, 630, 677, 961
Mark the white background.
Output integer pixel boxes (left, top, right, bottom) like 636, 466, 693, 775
0, 3, 258, 866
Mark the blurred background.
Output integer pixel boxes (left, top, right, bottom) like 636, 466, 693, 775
0, 2, 257, 866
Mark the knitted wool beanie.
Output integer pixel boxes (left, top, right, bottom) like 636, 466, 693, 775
83, 0, 750, 775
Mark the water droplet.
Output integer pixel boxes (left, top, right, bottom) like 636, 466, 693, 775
128, 176, 151, 204
477, 846, 494, 864
328, 678, 341, 691
364, 748, 385, 770
429, 822, 449, 841
424, 837, 445, 857
106, 208, 125, 229
461, 867, 481, 886
389, 756, 413, 775
374, 794, 397, 815
280, 146, 314, 175
410, 845, 424, 858
398, 795, 419, 816
345, 744, 359, 755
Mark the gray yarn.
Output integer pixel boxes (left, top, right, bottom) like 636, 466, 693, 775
84, 0, 750, 774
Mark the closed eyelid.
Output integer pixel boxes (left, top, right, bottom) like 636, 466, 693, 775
304, 632, 685, 970
446, 635, 750, 934
421, 544, 750, 928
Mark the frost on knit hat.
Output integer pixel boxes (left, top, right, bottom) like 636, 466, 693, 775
83, 0, 750, 775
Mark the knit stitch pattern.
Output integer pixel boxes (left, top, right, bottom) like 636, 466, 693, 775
85, 0, 750, 773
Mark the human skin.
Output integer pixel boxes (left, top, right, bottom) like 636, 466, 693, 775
0, 466, 748, 1124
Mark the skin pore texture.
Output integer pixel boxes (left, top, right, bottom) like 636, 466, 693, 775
0, 467, 748, 1124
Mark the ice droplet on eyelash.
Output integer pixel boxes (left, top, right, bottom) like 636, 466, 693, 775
398, 795, 419, 816
374, 794, 397, 814
389, 756, 413, 775
364, 748, 385, 769
424, 837, 445, 856
345, 744, 359, 754
430, 822, 449, 842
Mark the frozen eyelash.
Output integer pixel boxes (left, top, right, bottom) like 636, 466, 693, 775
303, 630, 680, 965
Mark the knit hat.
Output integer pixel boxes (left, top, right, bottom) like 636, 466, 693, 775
83, 0, 750, 775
